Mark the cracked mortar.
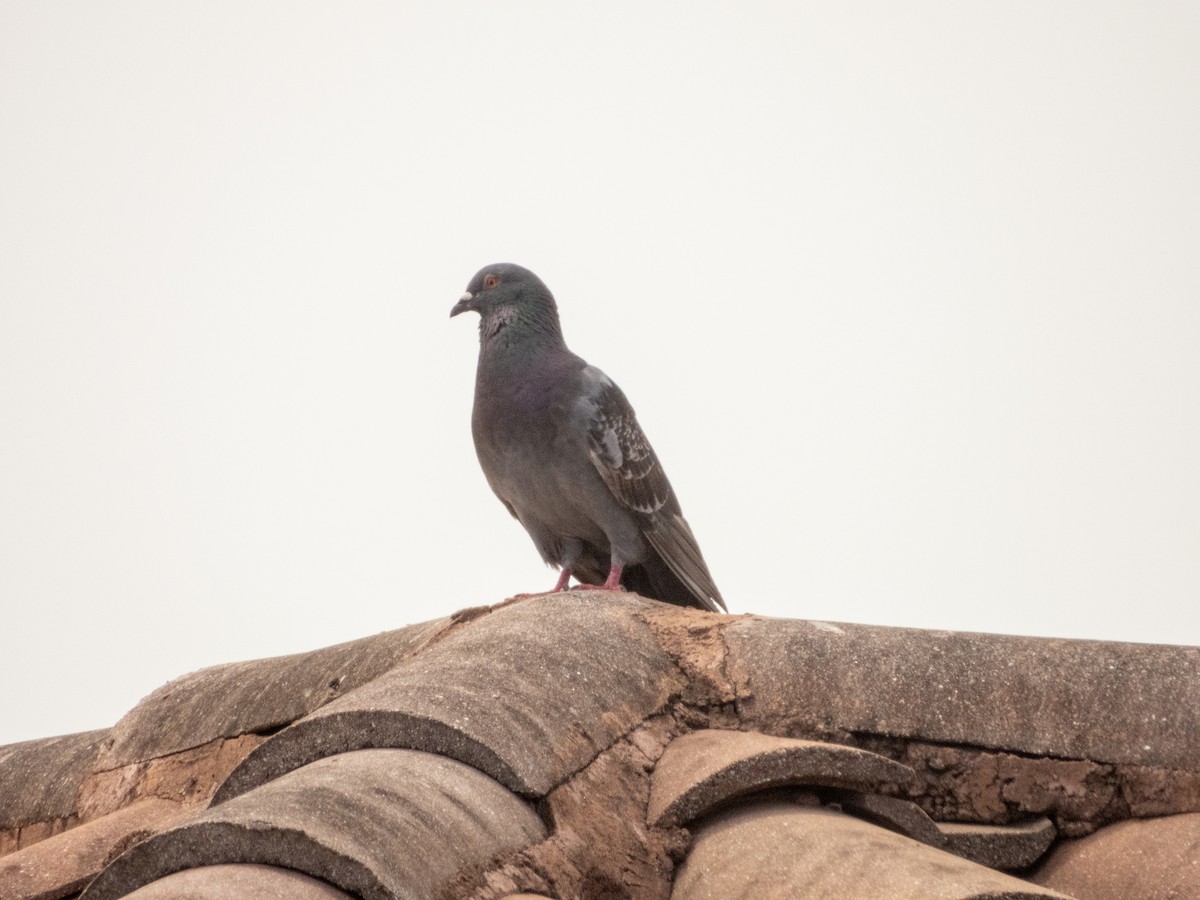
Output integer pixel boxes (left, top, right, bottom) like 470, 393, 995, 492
858, 737, 1200, 837
444, 716, 692, 900
442, 606, 748, 900
79, 734, 268, 821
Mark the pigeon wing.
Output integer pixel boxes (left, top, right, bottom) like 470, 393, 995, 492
580, 368, 726, 612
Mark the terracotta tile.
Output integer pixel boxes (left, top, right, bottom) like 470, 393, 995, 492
648, 728, 914, 827
673, 802, 1071, 899
725, 616, 1200, 770
99, 619, 451, 770
82, 749, 545, 900
214, 593, 683, 802
122, 863, 354, 899
939, 817, 1057, 870
6, 595, 1197, 897
1031, 812, 1200, 899
827, 788, 946, 847
0, 799, 185, 900
0, 731, 107, 835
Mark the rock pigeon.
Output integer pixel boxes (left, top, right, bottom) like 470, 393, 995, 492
451, 263, 726, 613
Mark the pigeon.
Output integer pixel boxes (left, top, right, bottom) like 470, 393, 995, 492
451, 263, 726, 613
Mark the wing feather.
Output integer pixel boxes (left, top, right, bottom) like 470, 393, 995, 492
579, 368, 726, 612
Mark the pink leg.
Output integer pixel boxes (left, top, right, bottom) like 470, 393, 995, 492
600, 564, 624, 590
551, 568, 572, 592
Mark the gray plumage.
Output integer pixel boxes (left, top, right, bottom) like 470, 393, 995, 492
450, 263, 726, 613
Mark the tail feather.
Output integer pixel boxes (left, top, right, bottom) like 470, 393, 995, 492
640, 513, 726, 612
621, 550, 716, 612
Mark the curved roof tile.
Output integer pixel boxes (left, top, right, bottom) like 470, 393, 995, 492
0, 798, 185, 899
1030, 812, 1200, 899
5, 594, 1198, 899
214, 593, 683, 802
80, 749, 547, 900
0, 730, 108, 830
649, 729, 915, 827
825, 789, 1057, 870
940, 818, 1057, 871
726, 617, 1200, 769
672, 801, 1072, 899
99, 619, 450, 769
121, 863, 355, 899
825, 788, 947, 847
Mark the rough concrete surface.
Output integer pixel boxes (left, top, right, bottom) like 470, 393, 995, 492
80, 750, 546, 900
121, 863, 355, 900
215, 593, 684, 802
672, 802, 1073, 900
648, 728, 915, 827
1030, 812, 1200, 899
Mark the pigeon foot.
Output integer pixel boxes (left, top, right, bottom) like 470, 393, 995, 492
564, 564, 626, 592
551, 568, 573, 592
601, 564, 624, 590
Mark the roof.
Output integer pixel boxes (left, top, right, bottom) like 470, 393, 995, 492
2, 591, 1198, 899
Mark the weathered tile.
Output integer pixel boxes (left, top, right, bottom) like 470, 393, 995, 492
648, 729, 914, 827
0, 798, 185, 900
11, 601, 1199, 899
81, 749, 547, 900
0, 731, 108, 833
215, 593, 684, 801
1030, 812, 1200, 899
672, 802, 1072, 899
826, 788, 945, 848
122, 863, 354, 899
939, 817, 1057, 870
726, 617, 1200, 770
79, 734, 266, 823
99, 619, 450, 770
829, 791, 1057, 870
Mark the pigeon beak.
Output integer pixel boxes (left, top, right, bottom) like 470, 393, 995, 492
450, 291, 474, 318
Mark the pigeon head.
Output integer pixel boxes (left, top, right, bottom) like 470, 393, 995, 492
451, 263, 563, 343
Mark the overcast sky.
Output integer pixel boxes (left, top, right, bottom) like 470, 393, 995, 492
2, 2, 1198, 746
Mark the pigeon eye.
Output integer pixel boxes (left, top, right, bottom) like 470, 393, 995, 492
483, 274, 500, 289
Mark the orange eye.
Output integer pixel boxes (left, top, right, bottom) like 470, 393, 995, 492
483, 274, 500, 289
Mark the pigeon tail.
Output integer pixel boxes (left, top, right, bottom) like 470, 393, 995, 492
620, 551, 722, 612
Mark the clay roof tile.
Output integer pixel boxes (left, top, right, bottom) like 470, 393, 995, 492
3, 593, 1197, 899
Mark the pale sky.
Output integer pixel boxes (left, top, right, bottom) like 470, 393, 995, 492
2, 2, 1198, 746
